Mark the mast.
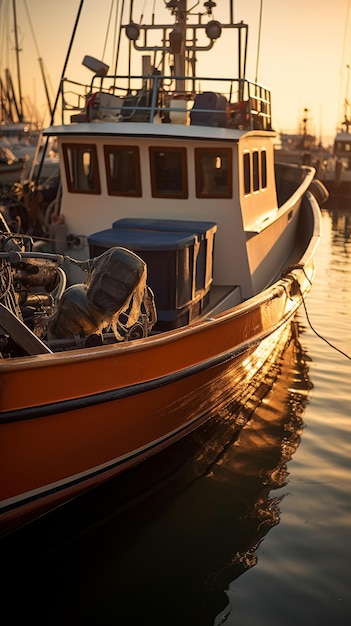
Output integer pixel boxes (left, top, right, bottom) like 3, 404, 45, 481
343, 64, 350, 132
170, 0, 186, 92
0, 77, 11, 122
12, 0, 24, 122
125, 0, 223, 93
5, 68, 21, 123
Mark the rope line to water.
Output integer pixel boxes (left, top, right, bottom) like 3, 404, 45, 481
295, 269, 351, 361
300, 292, 351, 360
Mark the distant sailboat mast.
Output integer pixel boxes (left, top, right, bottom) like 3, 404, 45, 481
12, 0, 24, 122
342, 64, 350, 132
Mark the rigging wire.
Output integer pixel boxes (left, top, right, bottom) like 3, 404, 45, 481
23, 0, 53, 119
112, 0, 123, 78
0, 0, 11, 74
102, 0, 116, 62
138, 0, 147, 24
22, 0, 41, 61
337, 0, 351, 126
112, 0, 126, 78
34, 0, 85, 186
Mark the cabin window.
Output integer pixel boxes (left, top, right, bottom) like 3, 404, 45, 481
62, 143, 101, 194
195, 148, 232, 198
335, 141, 351, 153
149, 147, 188, 198
253, 150, 259, 191
261, 150, 267, 188
243, 152, 251, 194
104, 146, 141, 196
243, 150, 267, 195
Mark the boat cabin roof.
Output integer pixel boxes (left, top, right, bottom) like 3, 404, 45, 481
44, 122, 259, 142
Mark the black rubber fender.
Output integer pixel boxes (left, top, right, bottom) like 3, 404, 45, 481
308, 178, 329, 206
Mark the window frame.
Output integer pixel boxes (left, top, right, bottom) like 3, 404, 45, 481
243, 151, 251, 195
149, 146, 188, 198
261, 149, 267, 189
103, 145, 142, 197
194, 147, 233, 199
62, 143, 101, 194
252, 150, 259, 192
243, 149, 267, 195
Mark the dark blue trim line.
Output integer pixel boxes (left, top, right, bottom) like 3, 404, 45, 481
0, 416, 195, 516
0, 317, 292, 517
1, 312, 293, 424
1, 339, 255, 424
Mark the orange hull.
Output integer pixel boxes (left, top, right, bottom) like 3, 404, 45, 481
0, 251, 316, 535
0, 1, 326, 538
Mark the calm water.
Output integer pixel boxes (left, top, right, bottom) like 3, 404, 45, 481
2, 207, 351, 626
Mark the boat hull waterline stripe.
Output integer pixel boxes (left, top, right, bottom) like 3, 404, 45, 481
1, 318, 293, 517
0, 410, 206, 515
0, 309, 297, 423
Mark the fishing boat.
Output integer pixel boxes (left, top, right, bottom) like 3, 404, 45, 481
274, 108, 326, 169
320, 116, 351, 202
319, 63, 351, 203
0, 1, 57, 187
0, 0, 327, 536
0, 144, 27, 187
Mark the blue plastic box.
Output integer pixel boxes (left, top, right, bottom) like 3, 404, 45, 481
88, 219, 217, 329
112, 218, 217, 293
88, 227, 198, 327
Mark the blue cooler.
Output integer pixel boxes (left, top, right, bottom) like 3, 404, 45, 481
112, 218, 217, 294
88, 227, 199, 329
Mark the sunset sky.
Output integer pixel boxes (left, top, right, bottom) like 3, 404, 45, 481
1, 0, 350, 146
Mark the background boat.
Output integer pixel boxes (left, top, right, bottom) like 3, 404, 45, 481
0, 0, 57, 188
320, 120, 351, 203
0, 143, 27, 186
319, 61, 351, 204
274, 107, 328, 169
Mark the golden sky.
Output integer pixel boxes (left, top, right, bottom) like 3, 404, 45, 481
0, 0, 349, 146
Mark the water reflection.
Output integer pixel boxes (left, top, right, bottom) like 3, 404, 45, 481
330, 209, 351, 245
312, 208, 351, 361
213, 208, 351, 626
209, 324, 312, 624
2, 322, 313, 626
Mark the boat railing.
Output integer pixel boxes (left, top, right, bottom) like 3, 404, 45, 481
60, 73, 272, 131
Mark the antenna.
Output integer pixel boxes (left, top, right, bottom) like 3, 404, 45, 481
255, 0, 263, 84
